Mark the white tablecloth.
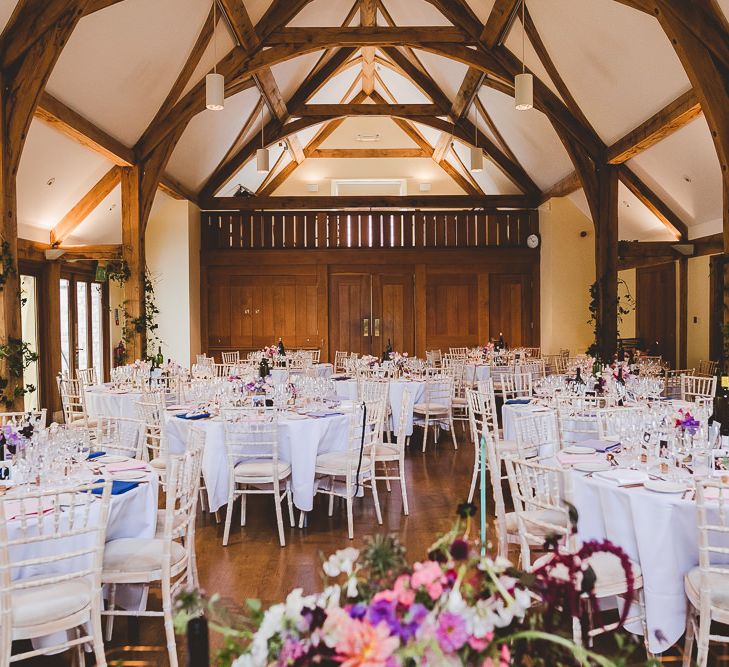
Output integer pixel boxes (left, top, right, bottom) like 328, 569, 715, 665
85, 385, 143, 419
465, 364, 491, 386
571, 471, 716, 653
164, 409, 350, 512
333, 378, 431, 436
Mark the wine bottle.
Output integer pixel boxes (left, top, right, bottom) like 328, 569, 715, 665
712, 370, 729, 437
498, 332, 506, 351
617, 365, 625, 385
278, 337, 285, 356
156, 346, 164, 368
382, 338, 393, 363
259, 357, 270, 378
575, 366, 585, 386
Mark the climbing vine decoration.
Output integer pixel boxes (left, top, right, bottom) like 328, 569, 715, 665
108, 260, 162, 364
586, 277, 636, 361
0, 239, 38, 407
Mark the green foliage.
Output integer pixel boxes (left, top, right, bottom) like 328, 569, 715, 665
586, 278, 636, 361
0, 241, 16, 291
361, 533, 408, 584
0, 337, 39, 408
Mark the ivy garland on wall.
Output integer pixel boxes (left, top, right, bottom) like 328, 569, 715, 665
108, 259, 163, 364
586, 277, 636, 361
0, 239, 39, 408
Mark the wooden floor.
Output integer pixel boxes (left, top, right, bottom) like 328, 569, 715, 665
24, 425, 699, 665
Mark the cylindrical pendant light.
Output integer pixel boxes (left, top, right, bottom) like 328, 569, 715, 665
256, 103, 270, 173
206, 72, 224, 111
206, 1, 224, 111
514, 0, 533, 111
515, 72, 533, 111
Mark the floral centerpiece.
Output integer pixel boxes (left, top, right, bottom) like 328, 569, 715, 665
388, 351, 409, 371
174, 505, 649, 667
360, 354, 379, 368
245, 377, 272, 395
0, 418, 34, 457
163, 360, 187, 376
674, 408, 700, 435
610, 361, 631, 381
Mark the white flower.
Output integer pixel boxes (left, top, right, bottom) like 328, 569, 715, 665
231, 654, 258, 667
317, 585, 341, 609
345, 575, 359, 598
322, 548, 359, 578
285, 588, 315, 619
249, 603, 284, 664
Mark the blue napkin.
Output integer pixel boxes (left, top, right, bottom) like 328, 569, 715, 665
505, 398, 532, 405
91, 478, 140, 495
87, 451, 106, 460
175, 412, 211, 420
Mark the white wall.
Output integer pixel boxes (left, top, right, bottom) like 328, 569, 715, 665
145, 196, 201, 367
687, 254, 711, 369
539, 197, 596, 356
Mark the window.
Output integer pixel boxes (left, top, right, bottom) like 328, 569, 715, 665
20, 275, 39, 411
61, 270, 109, 382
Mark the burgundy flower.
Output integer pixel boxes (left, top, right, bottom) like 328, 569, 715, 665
449, 539, 469, 561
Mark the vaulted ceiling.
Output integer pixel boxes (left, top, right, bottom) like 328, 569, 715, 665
3, 0, 727, 245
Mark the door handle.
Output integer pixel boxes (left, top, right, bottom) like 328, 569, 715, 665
363, 318, 369, 336
374, 319, 380, 337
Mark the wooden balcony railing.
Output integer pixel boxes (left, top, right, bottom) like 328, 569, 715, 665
202, 209, 538, 251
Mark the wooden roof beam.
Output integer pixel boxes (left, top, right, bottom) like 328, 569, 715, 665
50, 166, 121, 245
539, 170, 581, 204
18, 239, 123, 262
307, 148, 429, 158
360, 0, 377, 96
481, 0, 521, 49
606, 89, 702, 164
297, 103, 441, 117
263, 27, 474, 45
202, 194, 537, 210
619, 166, 688, 240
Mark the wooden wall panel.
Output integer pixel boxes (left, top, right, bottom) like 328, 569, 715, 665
202, 247, 539, 361
637, 262, 676, 367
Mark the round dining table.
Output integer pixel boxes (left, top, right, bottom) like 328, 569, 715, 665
164, 405, 351, 513
567, 466, 729, 654
85, 384, 143, 419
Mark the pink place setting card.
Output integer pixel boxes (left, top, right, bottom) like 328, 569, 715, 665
104, 461, 150, 474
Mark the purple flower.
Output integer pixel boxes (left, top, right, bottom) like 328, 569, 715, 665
436, 611, 468, 653
399, 603, 428, 641
449, 539, 470, 561
368, 599, 397, 629
277, 637, 306, 665
348, 603, 367, 620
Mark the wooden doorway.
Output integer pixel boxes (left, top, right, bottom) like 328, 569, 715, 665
636, 262, 676, 367
329, 269, 414, 359
489, 273, 531, 347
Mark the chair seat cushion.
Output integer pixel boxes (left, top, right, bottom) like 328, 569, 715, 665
70, 416, 97, 429
374, 444, 400, 458
534, 551, 642, 597
315, 451, 371, 474
155, 510, 187, 537
12, 578, 92, 629
149, 457, 167, 470
413, 402, 449, 414
452, 397, 467, 406
685, 565, 729, 611
505, 508, 569, 536
234, 459, 291, 479
102, 538, 186, 576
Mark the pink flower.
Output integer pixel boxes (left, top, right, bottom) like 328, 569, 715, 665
335, 620, 399, 667
426, 582, 443, 600
393, 575, 415, 606
411, 561, 443, 589
468, 635, 491, 651
500, 644, 511, 665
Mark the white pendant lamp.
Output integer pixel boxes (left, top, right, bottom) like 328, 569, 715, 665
256, 103, 270, 173
470, 104, 483, 172
206, 1, 224, 110
514, 0, 533, 111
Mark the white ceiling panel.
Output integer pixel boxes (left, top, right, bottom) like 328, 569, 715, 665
477, 87, 573, 191
17, 120, 113, 240
47, 0, 211, 146
218, 142, 286, 196
308, 65, 361, 104
504, 18, 563, 101
0, 0, 19, 33
270, 51, 324, 102
167, 88, 263, 193
462, 0, 496, 25
450, 140, 522, 195
528, 0, 690, 144
617, 182, 676, 242
376, 61, 431, 104
67, 186, 121, 245
411, 49, 469, 107
627, 115, 722, 228
288, 0, 355, 27
319, 117, 420, 149
379, 0, 451, 26
179, 19, 236, 100
242, 0, 272, 27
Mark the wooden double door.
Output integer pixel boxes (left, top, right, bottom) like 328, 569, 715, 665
329, 269, 414, 358
636, 262, 676, 367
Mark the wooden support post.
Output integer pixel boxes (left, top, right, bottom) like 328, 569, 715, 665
679, 256, 688, 369
595, 165, 619, 362
40, 260, 61, 416
120, 166, 145, 362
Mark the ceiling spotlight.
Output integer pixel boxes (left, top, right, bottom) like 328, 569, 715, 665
683, 174, 692, 183
46, 177, 55, 186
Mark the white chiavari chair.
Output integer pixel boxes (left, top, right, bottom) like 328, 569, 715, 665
220, 408, 294, 547
0, 410, 47, 429
698, 360, 719, 378
683, 479, 729, 667
489, 364, 513, 393
504, 457, 650, 654
595, 406, 646, 441
313, 399, 385, 539
682, 375, 717, 402
448, 347, 468, 359
102, 440, 203, 667
302, 349, 321, 364
76, 367, 99, 388
334, 351, 349, 374
523, 347, 541, 358
196, 354, 213, 366
500, 371, 533, 403
447, 360, 469, 434
149, 374, 182, 404
358, 378, 391, 442
554, 395, 610, 446
513, 410, 559, 459
466, 387, 520, 559
93, 416, 145, 459
425, 349, 442, 367
135, 400, 168, 483
373, 389, 411, 515
57, 375, 96, 429
666, 369, 694, 399
221, 351, 240, 365
0, 480, 112, 667
413, 374, 456, 452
